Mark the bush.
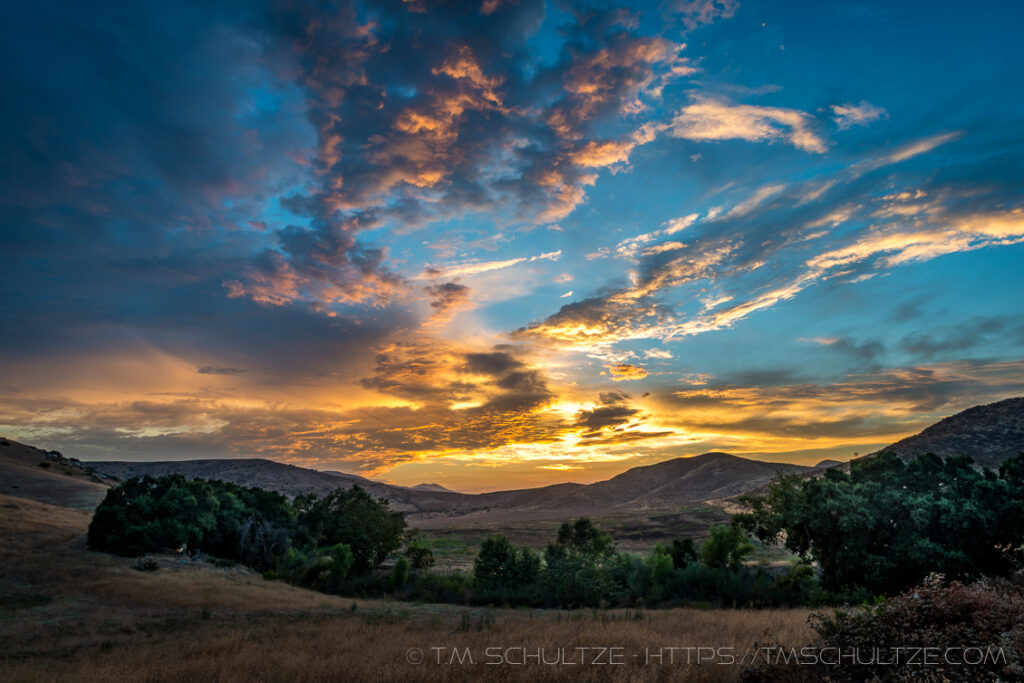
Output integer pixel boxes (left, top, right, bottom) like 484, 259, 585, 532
389, 557, 410, 591
701, 523, 753, 570
404, 532, 435, 569
132, 557, 158, 572
742, 573, 1024, 682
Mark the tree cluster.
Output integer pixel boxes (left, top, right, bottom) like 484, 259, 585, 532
470, 517, 809, 609
88, 475, 411, 591
738, 452, 1024, 594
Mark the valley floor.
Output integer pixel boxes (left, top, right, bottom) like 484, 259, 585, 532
0, 493, 812, 682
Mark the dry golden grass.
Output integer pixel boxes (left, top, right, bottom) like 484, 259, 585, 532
0, 441, 110, 511
0, 494, 813, 682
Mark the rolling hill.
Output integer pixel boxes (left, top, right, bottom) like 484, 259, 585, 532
870, 396, 1024, 469
86, 451, 809, 518
6, 396, 1022, 518
0, 438, 113, 510
729, 396, 1024, 505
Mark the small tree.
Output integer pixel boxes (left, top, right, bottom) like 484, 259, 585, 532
669, 538, 698, 569
389, 557, 410, 591
556, 518, 615, 557
404, 531, 435, 569
701, 523, 753, 570
649, 543, 674, 586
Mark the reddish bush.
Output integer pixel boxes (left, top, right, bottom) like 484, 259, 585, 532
743, 573, 1024, 682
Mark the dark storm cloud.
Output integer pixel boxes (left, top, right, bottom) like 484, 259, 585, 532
463, 351, 523, 376
572, 389, 672, 443
574, 404, 639, 433
0, 0, 416, 382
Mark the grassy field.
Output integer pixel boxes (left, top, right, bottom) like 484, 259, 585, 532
417, 505, 736, 570
0, 493, 813, 682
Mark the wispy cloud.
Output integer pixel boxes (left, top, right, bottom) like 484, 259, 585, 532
667, 96, 828, 153
419, 250, 562, 279
831, 101, 887, 129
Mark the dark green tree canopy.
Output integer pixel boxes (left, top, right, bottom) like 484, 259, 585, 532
738, 452, 1024, 594
294, 486, 407, 573
89, 478, 406, 577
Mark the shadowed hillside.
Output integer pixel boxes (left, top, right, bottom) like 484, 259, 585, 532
871, 396, 1024, 468
0, 438, 113, 510
88, 452, 810, 518
550, 453, 809, 509
722, 396, 1024, 508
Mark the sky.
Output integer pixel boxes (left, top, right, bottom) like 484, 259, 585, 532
2, 0, 1023, 492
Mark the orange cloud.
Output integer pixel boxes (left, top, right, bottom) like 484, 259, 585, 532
668, 96, 827, 153
606, 363, 649, 381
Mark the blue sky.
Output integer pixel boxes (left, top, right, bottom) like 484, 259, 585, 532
2, 0, 1023, 491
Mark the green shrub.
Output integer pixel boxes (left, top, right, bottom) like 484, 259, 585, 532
389, 557, 410, 591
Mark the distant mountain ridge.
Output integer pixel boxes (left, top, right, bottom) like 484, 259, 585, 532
409, 483, 454, 493
8, 396, 1023, 517
88, 452, 810, 518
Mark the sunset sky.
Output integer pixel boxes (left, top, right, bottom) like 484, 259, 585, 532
2, 0, 1023, 491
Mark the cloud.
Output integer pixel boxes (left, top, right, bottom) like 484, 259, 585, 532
898, 316, 1017, 360
419, 250, 561, 279
516, 131, 1020, 350
196, 366, 248, 376
260, 1, 692, 231
809, 337, 886, 371
424, 281, 473, 320
831, 101, 887, 130
655, 360, 1024, 446
667, 96, 827, 153
225, 216, 404, 308
673, 0, 740, 30
606, 363, 649, 381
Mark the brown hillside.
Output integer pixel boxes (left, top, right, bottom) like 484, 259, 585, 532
0, 438, 112, 510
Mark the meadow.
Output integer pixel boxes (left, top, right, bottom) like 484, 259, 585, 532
0, 494, 812, 682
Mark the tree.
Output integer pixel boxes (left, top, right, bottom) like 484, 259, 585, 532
404, 530, 435, 569
669, 538, 698, 569
474, 535, 538, 591
649, 543, 674, 586
700, 523, 753, 570
296, 486, 407, 574
738, 452, 1024, 594
389, 556, 410, 591
555, 518, 615, 557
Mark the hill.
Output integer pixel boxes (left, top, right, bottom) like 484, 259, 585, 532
88, 452, 809, 518
871, 396, 1024, 469
725, 396, 1024, 507
9, 396, 1023, 518
0, 438, 113, 510
545, 453, 810, 509
814, 459, 842, 469
409, 482, 455, 492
